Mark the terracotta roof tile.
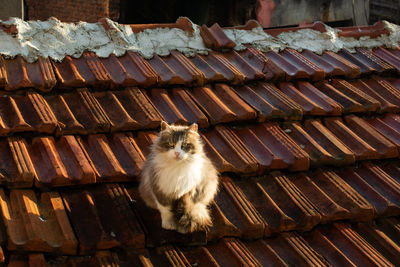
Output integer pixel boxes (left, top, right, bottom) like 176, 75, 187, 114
308, 169, 375, 221
1, 56, 56, 92
373, 47, 400, 73
100, 51, 159, 88
287, 119, 355, 166
29, 135, 96, 187
0, 137, 35, 188
188, 84, 257, 125
1, 18, 400, 265
237, 47, 285, 80
145, 88, 209, 128
236, 82, 303, 121
200, 23, 236, 51
0, 189, 77, 254
61, 184, 145, 254
344, 115, 398, 159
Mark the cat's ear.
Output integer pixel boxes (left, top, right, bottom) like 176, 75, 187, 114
188, 123, 198, 132
161, 121, 170, 131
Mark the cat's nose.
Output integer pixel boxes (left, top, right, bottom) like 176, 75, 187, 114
174, 151, 180, 158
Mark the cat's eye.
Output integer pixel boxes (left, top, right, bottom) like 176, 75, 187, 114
181, 143, 193, 150
167, 143, 174, 148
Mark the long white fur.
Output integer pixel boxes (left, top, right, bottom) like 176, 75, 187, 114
153, 141, 205, 198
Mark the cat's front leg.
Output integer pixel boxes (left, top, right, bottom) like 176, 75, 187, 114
157, 203, 176, 230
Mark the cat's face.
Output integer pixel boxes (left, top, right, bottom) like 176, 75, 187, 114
156, 121, 201, 161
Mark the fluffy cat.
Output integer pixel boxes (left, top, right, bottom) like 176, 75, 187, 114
139, 121, 219, 233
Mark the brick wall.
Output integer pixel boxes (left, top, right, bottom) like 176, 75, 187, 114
25, 0, 120, 22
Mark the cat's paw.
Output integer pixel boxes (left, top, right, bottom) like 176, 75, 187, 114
161, 217, 176, 230
190, 203, 212, 228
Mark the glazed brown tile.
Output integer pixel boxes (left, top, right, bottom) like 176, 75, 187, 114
251, 123, 310, 171
0, 189, 77, 254
338, 167, 397, 217
264, 50, 309, 80
344, 115, 398, 159
280, 49, 325, 81
243, 239, 287, 266
237, 47, 285, 80
216, 176, 265, 239
338, 22, 389, 39
219, 50, 265, 82
207, 200, 242, 241
1, 56, 57, 91
0, 95, 33, 135
324, 117, 379, 161
375, 217, 400, 246
251, 173, 321, 231
355, 222, 400, 264
187, 84, 256, 125
302, 229, 362, 266
237, 82, 303, 121
29, 136, 96, 187
112, 88, 163, 130
188, 54, 227, 82
295, 81, 342, 115
367, 116, 400, 149
200, 23, 236, 51
134, 131, 158, 158
354, 48, 396, 74
283, 122, 336, 167
320, 223, 393, 266
109, 133, 145, 180
201, 126, 258, 174
301, 50, 347, 77
200, 52, 245, 84
302, 119, 355, 166
147, 55, 185, 86
12, 93, 58, 134
93, 90, 141, 132
288, 173, 350, 223
264, 232, 328, 267
331, 79, 380, 113
320, 51, 361, 78
232, 127, 286, 173
206, 238, 261, 266
123, 185, 206, 247
279, 82, 327, 116
45, 94, 85, 135
309, 169, 374, 221
53, 89, 110, 134
145, 88, 209, 128
350, 78, 400, 113
315, 81, 367, 113
354, 163, 400, 216
180, 246, 220, 266
76, 134, 130, 182
99, 51, 158, 88
0, 137, 35, 188
373, 47, 400, 73
233, 177, 296, 234
160, 51, 205, 86
158, 246, 192, 267
61, 188, 117, 254
338, 49, 375, 75
52, 52, 111, 89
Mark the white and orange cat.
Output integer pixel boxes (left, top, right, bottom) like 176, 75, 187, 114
139, 121, 219, 233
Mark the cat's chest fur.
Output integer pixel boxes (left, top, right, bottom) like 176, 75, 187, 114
153, 154, 204, 198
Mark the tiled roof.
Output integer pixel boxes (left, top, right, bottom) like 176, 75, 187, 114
0, 18, 400, 266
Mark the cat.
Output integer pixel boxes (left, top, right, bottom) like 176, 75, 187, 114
139, 121, 219, 233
